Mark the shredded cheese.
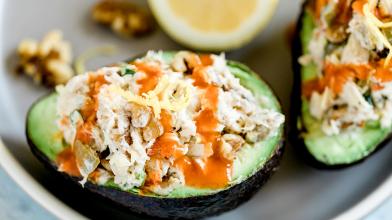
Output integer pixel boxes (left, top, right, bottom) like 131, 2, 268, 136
365, 11, 392, 28
363, 3, 392, 66
109, 75, 192, 117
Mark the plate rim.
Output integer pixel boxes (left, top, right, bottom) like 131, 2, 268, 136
0, 0, 390, 218
0, 137, 391, 219
0, 138, 85, 220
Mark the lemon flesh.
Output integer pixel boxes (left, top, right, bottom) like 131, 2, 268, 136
168, 0, 257, 32
148, 0, 278, 51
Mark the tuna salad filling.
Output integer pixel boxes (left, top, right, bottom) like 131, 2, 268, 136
299, 0, 392, 136
55, 51, 284, 195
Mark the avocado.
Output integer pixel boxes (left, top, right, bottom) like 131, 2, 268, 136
26, 51, 285, 219
291, 4, 392, 168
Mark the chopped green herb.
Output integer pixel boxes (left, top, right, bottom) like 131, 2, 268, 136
363, 90, 373, 106
123, 67, 136, 75
119, 64, 136, 76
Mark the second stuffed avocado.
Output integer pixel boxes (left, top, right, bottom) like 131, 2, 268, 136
292, 0, 392, 168
27, 51, 285, 219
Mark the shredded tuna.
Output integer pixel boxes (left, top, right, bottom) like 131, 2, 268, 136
56, 51, 284, 194
303, 0, 392, 135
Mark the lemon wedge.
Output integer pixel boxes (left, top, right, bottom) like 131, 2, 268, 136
148, 0, 279, 51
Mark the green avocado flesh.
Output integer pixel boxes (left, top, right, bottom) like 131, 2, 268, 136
298, 12, 392, 165
27, 51, 283, 198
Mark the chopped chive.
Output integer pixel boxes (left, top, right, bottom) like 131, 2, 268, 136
119, 64, 136, 76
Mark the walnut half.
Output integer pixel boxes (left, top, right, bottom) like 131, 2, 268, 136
92, 0, 155, 37
16, 30, 74, 86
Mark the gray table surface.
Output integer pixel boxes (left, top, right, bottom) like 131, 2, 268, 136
0, 168, 390, 220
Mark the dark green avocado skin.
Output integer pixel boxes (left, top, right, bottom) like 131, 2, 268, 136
26, 52, 285, 219
28, 126, 283, 219
290, 1, 390, 169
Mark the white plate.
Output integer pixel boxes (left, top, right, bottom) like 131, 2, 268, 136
0, 0, 391, 219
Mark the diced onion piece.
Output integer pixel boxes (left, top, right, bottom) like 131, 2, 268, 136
74, 140, 100, 185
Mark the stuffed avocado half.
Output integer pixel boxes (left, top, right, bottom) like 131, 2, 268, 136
27, 51, 285, 219
292, 0, 392, 168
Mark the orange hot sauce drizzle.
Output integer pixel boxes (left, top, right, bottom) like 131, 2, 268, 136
56, 73, 107, 176
139, 54, 231, 189
175, 84, 231, 189
145, 110, 182, 185
352, 0, 391, 20
174, 54, 231, 189
352, 0, 367, 15
374, 61, 392, 83
302, 61, 392, 98
56, 147, 80, 177
148, 111, 182, 160
76, 74, 107, 144
134, 61, 162, 95
134, 61, 182, 184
